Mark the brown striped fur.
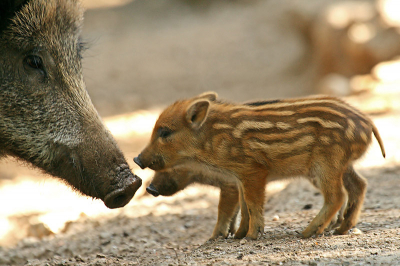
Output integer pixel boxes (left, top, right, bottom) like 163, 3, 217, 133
135, 92, 385, 240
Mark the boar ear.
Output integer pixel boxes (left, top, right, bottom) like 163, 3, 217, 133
186, 100, 210, 129
195, 91, 218, 102
0, 0, 28, 33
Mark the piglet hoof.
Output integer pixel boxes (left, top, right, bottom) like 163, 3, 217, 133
301, 229, 327, 238
333, 228, 349, 235
300, 232, 313, 239
301, 226, 318, 238
207, 236, 220, 242
296, 231, 305, 238
234, 230, 247, 239
209, 231, 227, 241
244, 232, 260, 240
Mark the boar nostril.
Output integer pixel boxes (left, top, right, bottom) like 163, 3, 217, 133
146, 183, 160, 197
133, 156, 145, 169
104, 175, 142, 208
110, 194, 128, 207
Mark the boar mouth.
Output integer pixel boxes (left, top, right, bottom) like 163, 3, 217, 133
103, 169, 142, 209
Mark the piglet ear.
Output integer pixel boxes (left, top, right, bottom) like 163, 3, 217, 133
195, 91, 218, 102
186, 100, 210, 129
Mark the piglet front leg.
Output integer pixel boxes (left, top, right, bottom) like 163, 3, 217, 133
210, 184, 240, 240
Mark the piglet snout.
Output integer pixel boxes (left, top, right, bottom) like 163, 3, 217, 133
134, 155, 145, 169
146, 183, 160, 197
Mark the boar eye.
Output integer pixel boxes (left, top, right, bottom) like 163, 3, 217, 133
158, 127, 173, 139
24, 55, 44, 70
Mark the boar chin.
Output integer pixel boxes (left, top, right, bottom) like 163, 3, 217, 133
41, 143, 142, 209
75, 159, 142, 209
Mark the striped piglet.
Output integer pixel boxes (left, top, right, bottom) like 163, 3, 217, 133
135, 92, 385, 240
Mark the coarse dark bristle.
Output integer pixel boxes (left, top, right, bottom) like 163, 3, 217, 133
244, 99, 281, 106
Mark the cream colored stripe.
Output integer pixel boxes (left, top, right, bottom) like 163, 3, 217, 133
231, 110, 295, 118
251, 127, 314, 142
213, 123, 233, 130
233, 120, 274, 138
360, 120, 369, 129
298, 106, 346, 118
231, 98, 367, 120
345, 119, 355, 140
360, 131, 368, 142
276, 122, 292, 130
248, 135, 315, 159
297, 117, 343, 129
320, 135, 331, 145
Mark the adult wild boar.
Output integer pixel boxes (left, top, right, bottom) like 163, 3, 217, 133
0, 0, 142, 208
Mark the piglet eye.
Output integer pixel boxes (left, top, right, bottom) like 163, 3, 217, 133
24, 55, 44, 70
158, 127, 173, 139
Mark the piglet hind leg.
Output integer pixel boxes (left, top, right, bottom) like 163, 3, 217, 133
228, 207, 239, 236
234, 185, 249, 239
241, 173, 268, 240
335, 166, 367, 235
326, 193, 347, 231
302, 166, 346, 238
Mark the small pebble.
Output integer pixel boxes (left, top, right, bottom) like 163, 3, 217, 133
272, 215, 280, 221
240, 239, 247, 245
351, 228, 363, 235
303, 204, 313, 210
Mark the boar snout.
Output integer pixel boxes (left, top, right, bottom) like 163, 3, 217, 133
104, 173, 142, 208
103, 164, 142, 208
146, 183, 160, 197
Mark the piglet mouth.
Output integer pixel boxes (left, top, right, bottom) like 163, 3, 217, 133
104, 166, 142, 209
146, 183, 160, 197
133, 154, 165, 171
133, 156, 145, 169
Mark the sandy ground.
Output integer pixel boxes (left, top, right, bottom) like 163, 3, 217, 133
1, 165, 400, 265
1, 0, 400, 265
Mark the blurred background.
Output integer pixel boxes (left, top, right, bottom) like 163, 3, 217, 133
1, 0, 399, 247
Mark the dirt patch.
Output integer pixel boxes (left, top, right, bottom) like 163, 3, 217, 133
1, 167, 400, 265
